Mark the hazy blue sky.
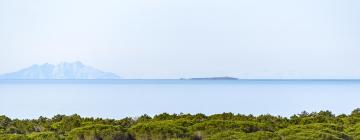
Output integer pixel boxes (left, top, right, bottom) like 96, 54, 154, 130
0, 0, 359, 79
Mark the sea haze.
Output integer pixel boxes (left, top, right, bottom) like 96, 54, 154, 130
0, 79, 360, 119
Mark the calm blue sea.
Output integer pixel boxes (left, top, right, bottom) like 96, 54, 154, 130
1, 79, 360, 119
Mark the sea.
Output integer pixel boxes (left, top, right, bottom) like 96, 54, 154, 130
0, 79, 360, 119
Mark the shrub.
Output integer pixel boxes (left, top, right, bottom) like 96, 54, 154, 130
27, 132, 61, 140
66, 124, 130, 140
129, 120, 189, 140
277, 123, 349, 140
208, 131, 281, 140
189, 120, 273, 139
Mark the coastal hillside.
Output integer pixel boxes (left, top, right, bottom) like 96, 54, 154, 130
0, 62, 120, 79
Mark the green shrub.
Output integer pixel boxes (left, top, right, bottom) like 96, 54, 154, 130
0, 134, 27, 140
345, 122, 360, 139
27, 132, 61, 140
208, 131, 281, 140
129, 120, 189, 140
189, 120, 273, 139
277, 123, 349, 140
65, 124, 130, 140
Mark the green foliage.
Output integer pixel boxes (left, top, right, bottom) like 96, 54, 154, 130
192, 120, 271, 133
51, 114, 82, 134
66, 124, 130, 140
189, 120, 273, 139
135, 114, 152, 123
153, 113, 179, 121
256, 114, 289, 130
2, 109, 360, 139
129, 120, 189, 140
0, 134, 27, 140
277, 123, 349, 140
0, 115, 11, 129
345, 123, 360, 139
27, 132, 61, 140
208, 131, 281, 140
115, 117, 135, 128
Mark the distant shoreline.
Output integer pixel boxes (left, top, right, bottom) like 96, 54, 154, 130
1, 79, 360, 80
1, 79, 360, 85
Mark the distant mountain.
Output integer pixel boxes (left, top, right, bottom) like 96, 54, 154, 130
188, 76, 238, 80
0, 62, 121, 79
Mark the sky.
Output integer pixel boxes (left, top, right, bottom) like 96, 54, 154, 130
0, 0, 360, 79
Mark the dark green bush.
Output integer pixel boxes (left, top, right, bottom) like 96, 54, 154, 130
277, 123, 349, 140
208, 131, 281, 140
66, 124, 130, 140
2, 109, 360, 140
129, 120, 189, 140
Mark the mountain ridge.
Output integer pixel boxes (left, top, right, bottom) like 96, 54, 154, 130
0, 62, 121, 79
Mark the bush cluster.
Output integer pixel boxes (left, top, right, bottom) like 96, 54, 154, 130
2, 109, 360, 139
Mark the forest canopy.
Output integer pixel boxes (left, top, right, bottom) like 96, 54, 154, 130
2, 109, 360, 140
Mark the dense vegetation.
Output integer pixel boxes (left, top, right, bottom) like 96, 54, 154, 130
2, 109, 360, 139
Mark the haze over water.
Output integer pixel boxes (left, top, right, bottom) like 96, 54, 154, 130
1, 79, 359, 119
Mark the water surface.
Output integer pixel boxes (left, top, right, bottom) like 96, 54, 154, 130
0, 80, 359, 119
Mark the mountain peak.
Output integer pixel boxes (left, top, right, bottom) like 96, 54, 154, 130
0, 62, 121, 79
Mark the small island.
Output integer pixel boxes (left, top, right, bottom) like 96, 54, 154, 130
188, 76, 239, 80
